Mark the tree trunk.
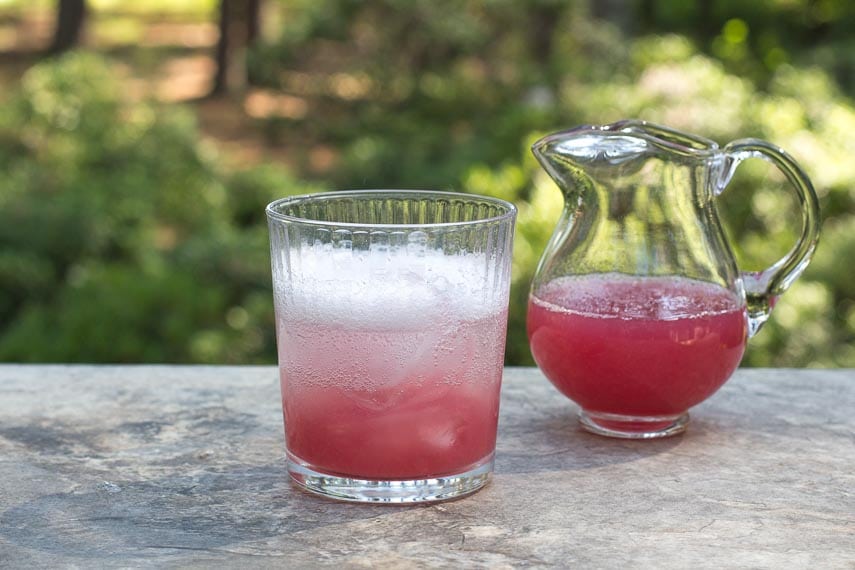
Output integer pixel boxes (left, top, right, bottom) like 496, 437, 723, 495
695, 0, 719, 49
638, 0, 656, 35
247, 0, 261, 43
530, 3, 561, 66
48, 0, 87, 55
590, 0, 634, 34
211, 0, 261, 97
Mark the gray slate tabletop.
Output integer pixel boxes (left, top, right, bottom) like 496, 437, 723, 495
0, 365, 853, 569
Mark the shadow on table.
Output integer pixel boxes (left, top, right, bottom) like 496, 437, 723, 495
495, 406, 689, 475
0, 460, 391, 558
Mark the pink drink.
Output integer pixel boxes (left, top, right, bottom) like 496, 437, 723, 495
277, 257, 508, 480
527, 274, 747, 417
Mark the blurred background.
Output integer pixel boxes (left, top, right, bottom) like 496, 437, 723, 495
0, 0, 852, 367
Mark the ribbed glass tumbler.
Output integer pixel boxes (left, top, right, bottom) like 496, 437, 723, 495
266, 190, 516, 503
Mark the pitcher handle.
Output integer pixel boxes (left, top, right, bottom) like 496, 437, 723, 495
719, 139, 821, 337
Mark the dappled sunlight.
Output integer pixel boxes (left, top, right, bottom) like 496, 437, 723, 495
634, 57, 753, 138
0, 13, 51, 51
141, 21, 216, 48
155, 54, 213, 102
328, 71, 373, 101
307, 144, 338, 174
639, 65, 698, 99
278, 70, 378, 102
244, 90, 308, 120
278, 70, 323, 97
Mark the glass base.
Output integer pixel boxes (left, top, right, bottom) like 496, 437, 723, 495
579, 410, 689, 439
286, 452, 494, 503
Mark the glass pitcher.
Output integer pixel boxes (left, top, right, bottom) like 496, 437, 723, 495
527, 120, 820, 439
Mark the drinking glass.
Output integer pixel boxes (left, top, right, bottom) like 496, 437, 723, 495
267, 190, 516, 502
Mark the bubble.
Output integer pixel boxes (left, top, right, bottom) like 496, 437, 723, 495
533, 273, 743, 320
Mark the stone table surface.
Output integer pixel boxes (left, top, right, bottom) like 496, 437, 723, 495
0, 366, 853, 569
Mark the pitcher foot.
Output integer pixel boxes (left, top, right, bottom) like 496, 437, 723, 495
579, 410, 689, 439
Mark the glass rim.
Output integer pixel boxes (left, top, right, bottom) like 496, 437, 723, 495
533, 119, 720, 160
265, 189, 517, 229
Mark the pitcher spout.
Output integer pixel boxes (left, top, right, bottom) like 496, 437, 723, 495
532, 125, 648, 189
532, 121, 718, 200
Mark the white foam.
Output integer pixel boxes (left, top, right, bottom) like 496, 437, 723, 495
275, 247, 505, 328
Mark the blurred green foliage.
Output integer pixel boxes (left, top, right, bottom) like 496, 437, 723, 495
0, 53, 321, 362
2, 0, 854, 366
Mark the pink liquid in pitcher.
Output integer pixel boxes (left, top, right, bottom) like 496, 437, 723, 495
527, 274, 748, 417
